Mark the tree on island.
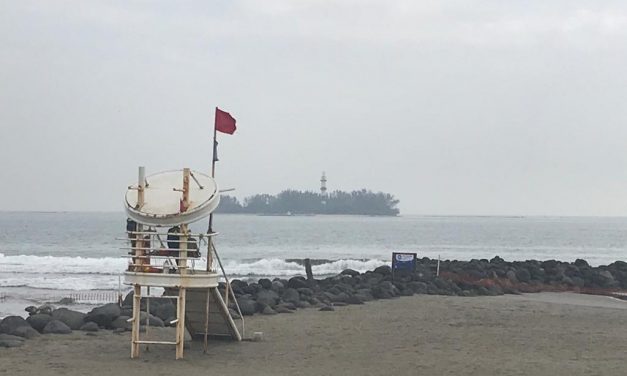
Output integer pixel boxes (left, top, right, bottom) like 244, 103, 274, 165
216, 189, 400, 216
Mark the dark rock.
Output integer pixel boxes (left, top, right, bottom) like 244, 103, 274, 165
237, 298, 256, 316
58, 297, 75, 305
12, 326, 40, 339
281, 288, 300, 304
271, 280, 285, 294
487, 285, 504, 296
354, 292, 372, 302
490, 256, 505, 264
37, 304, 55, 316
515, 269, 531, 283
274, 305, 294, 314
110, 316, 132, 331
43, 320, 72, 334
287, 276, 309, 289
476, 286, 490, 296
229, 308, 241, 319
373, 265, 392, 276
153, 302, 176, 321
371, 286, 393, 299
261, 306, 277, 315
0, 334, 25, 348
346, 295, 364, 304
400, 289, 414, 296
122, 291, 134, 308
85, 303, 121, 328
297, 300, 311, 309
25, 306, 38, 315
341, 269, 360, 277
26, 314, 52, 333
256, 289, 280, 307
139, 312, 164, 327
80, 322, 99, 332
297, 287, 314, 297
407, 281, 428, 294
52, 308, 86, 330
0, 316, 29, 335
574, 259, 589, 268
319, 305, 335, 311
258, 278, 273, 290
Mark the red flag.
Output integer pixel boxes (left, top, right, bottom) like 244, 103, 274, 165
215, 108, 237, 135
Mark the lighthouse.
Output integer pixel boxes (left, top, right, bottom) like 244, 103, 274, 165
320, 172, 327, 195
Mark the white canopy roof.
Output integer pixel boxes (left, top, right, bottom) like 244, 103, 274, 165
124, 169, 220, 226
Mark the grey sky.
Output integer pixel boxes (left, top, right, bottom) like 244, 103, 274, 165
1, 1, 627, 216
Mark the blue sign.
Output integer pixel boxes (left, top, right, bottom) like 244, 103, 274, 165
392, 252, 417, 278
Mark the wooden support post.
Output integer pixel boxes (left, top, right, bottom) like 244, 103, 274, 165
304, 258, 314, 282
131, 284, 141, 358
175, 287, 186, 360
145, 286, 150, 352
175, 168, 191, 360
203, 288, 210, 354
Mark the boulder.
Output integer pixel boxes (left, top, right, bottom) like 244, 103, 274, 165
297, 300, 312, 309
26, 314, 52, 333
52, 308, 86, 330
0, 334, 25, 348
25, 306, 38, 315
139, 312, 165, 327
297, 287, 314, 297
261, 306, 277, 315
153, 302, 176, 321
319, 305, 335, 312
43, 320, 72, 334
271, 280, 285, 294
0, 316, 29, 335
281, 288, 300, 304
37, 304, 55, 316
574, 259, 589, 268
237, 298, 256, 316
258, 278, 273, 290
340, 269, 360, 277
229, 308, 241, 320
58, 297, 75, 305
122, 291, 134, 308
287, 276, 309, 289
274, 305, 294, 314
515, 269, 531, 283
407, 282, 428, 294
505, 270, 518, 283
85, 303, 121, 328
110, 316, 132, 331
12, 325, 40, 339
255, 289, 279, 307
346, 295, 364, 304
373, 265, 392, 276
80, 322, 99, 332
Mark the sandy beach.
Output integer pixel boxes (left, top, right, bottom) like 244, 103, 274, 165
2, 292, 626, 376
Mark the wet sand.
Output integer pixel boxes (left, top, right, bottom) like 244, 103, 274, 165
2, 293, 627, 376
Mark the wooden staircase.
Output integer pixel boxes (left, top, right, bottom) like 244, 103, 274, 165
165, 287, 242, 341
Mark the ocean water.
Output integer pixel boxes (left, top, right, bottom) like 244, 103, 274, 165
1, 212, 626, 317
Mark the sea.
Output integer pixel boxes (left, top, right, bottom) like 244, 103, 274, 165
1, 212, 626, 317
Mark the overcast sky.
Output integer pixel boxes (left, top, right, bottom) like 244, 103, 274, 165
2, 1, 627, 216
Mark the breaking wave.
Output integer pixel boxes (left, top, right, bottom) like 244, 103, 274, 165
0, 253, 386, 290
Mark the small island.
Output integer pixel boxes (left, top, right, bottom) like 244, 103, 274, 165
216, 189, 400, 216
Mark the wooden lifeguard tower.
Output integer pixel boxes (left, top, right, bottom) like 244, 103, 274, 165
123, 166, 243, 359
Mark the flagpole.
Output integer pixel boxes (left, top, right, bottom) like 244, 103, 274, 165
207, 107, 218, 271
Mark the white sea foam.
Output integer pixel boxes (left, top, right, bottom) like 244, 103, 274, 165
221, 258, 386, 277
0, 253, 386, 290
